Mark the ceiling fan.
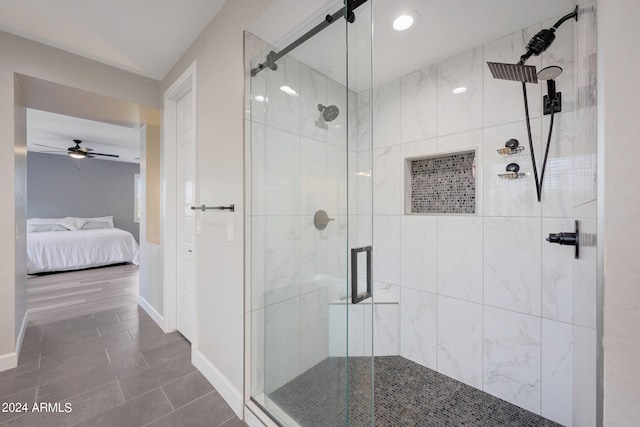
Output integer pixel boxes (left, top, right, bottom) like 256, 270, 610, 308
35, 139, 120, 160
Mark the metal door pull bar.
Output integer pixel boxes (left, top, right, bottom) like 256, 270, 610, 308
190, 204, 235, 212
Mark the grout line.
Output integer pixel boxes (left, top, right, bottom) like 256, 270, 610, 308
139, 352, 150, 369
217, 414, 237, 427
159, 386, 175, 411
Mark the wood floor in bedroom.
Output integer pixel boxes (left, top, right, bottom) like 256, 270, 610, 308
26, 264, 140, 326
1, 264, 245, 427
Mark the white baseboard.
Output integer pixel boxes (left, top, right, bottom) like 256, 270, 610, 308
15, 308, 29, 358
192, 350, 243, 418
137, 296, 165, 330
0, 352, 17, 372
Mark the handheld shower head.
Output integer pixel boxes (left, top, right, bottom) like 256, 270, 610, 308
537, 65, 563, 81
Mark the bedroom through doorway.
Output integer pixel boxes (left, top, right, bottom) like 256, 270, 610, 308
17, 74, 162, 328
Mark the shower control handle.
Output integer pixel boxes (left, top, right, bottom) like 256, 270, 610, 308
546, 220, 580, 259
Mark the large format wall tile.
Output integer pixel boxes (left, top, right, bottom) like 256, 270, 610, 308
372, 146, 401, 215
541, 112, 575, 217
265, 54, 301, 134
265, 216, 300, 306
437, 296, 483, 389
373, 215, 401, 286
438, 48, 483, 136
300, 137, 328, 215
483, 306, 541, 414
437, 216, 482, 303
300, 63, 328, 142
541, 319, 573, 426
250, 122, 266, 216
300, 289, 330, 372
401, 215, 437, 293
265, 298, 300, 393
484, 217, 541, 315
541, 218, 574, 323
400, 65, 438, 143
400, 288, 437, 369
365, 303, 400, 356
266, 126, 300, 215
373, 79, 401, 148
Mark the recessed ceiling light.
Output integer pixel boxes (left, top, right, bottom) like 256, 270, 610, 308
452, 87, 467, 94
280, 85, 298, 96
393, 12, 417, 31
254, 95, 265, 102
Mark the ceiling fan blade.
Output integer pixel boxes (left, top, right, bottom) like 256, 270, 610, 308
34, 143, 65, 151
90, 152, 120, 158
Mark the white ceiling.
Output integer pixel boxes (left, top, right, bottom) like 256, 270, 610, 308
0, 0, 227, 80
27, 109, 142, 164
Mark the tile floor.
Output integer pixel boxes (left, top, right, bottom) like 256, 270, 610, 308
270, 356, 563, 426
1, 299, 245, 426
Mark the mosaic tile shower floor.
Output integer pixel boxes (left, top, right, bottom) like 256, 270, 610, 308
269, 356, 563, 427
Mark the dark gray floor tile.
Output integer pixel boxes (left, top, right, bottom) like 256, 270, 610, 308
5, 381, 124, 427
21, 327, 99, 356
116, 307, 152, 322
39, 330, 130, 367
0, 354, 39, 380
74, 388, 172, 427
0, 388, 36, 424
37, 350, 109, 386
219, 417, 248, 427
127, 321, 164, 340
90, 311, 121, 326
97, 316, 154, 337
145, 392, 236, 427
162, 371, 214, 409
141, 338, 191, 367
118, 354, 195, 401
37, 352, 149, 403
105, 331, 184, 361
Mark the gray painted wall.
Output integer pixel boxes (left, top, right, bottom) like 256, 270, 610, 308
27, 152, 140, 241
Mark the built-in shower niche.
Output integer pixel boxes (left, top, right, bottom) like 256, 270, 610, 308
405, 150, 477, 215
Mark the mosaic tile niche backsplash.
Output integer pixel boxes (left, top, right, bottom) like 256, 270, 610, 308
409, 150, 476, 214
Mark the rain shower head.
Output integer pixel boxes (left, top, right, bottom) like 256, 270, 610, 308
487, 62, 538, 83
318, 104, 340, 122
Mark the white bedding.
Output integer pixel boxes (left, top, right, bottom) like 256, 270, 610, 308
27, 228, 140, 274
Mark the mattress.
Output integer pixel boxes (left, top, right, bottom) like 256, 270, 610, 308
27, 228, 140, 274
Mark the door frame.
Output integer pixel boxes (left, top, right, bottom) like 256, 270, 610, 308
163, 61, 197, 342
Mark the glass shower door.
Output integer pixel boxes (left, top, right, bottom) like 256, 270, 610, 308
247, 0, 374, 425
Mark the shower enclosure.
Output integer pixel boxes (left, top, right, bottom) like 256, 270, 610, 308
245, 0, 598, 425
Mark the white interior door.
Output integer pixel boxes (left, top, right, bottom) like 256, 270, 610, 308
176, 90, 195, 342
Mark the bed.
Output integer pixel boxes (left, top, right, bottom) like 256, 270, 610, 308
26, 216, 140, 274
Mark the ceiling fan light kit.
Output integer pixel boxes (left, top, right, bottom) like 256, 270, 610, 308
66, 139, 119, 159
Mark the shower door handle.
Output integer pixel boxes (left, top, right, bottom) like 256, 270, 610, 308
351, 246, 372, 304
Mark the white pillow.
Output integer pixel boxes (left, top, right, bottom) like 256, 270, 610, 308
28, 224, 69, 233
27, 218, 64, 226
81, 221, 112, 230
83, 216, 114, 228
58, 217, 86, 231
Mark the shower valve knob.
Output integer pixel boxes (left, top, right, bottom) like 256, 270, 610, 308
546, 220, 580, 259
546, 232, 577, 246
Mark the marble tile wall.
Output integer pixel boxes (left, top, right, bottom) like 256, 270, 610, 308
361, 9, 596, 426
248, 50, 360, 397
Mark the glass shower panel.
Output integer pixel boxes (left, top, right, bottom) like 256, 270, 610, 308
248, 1, 374, 425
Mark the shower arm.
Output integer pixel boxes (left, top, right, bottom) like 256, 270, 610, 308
518, 6, 578, 66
